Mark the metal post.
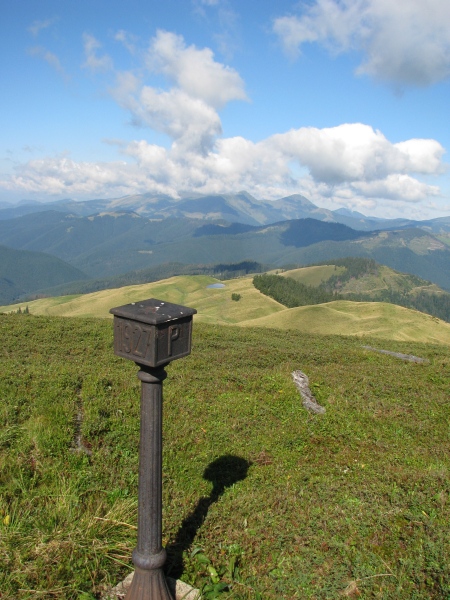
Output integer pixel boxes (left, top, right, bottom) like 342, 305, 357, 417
125, 365, 172, 600
109, 299, 197, 600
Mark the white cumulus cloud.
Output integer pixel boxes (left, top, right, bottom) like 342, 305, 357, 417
2, 123, 444, 213
2, 155, 178, 198
112, 77, 222, 154
269, 123, 446, 184
2, 29, 447, 217
111, 30, 246, 154
273, 0, 450, 86
146, 30, 247, 108
352, 174, 440, 202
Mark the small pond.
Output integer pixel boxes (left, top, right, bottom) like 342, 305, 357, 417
206, 283, 226, 289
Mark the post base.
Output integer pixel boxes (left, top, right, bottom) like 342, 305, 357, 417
103, 572, 200, 600
125, 567, 174, 600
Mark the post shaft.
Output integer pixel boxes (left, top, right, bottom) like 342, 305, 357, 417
125, 365, 173, 600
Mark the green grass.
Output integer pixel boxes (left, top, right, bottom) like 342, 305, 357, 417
0, 274, 285, 326
1, 314, 450, 599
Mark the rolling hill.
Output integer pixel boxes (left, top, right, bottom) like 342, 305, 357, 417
239, 300, 450, 346
2, 273, 450, 346
278, 259, 450, 322
2, 190, 450, 304
0, 244, 88, 305
285, 261, 441, 297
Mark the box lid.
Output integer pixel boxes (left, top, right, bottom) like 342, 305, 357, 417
110, 298, 197, 325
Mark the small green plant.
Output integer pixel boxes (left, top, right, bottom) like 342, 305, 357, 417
231, 293, 241, 302
188, 545, 247, 599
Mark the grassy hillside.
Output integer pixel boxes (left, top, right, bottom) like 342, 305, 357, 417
240, 300, 450, 346
1, 315, 449, 598
0, 244, 88, 304
306, 259, 439, 296
276, 260, 450, 322
436, 233, 450, 247
280, 263, 436, 295
36, 261, 266, 298
2, 274, 450, 345
0, 275, 284, 325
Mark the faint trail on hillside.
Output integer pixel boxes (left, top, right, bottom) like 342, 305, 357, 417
362, 346, 429, 364
71, 384, 92, 455
292, 370, 326, 414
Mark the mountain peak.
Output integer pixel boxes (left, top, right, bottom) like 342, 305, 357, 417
276, 194, 317, 208
334, 207, 368, 219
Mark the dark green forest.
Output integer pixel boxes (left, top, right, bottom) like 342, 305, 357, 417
253, 274, 339, 308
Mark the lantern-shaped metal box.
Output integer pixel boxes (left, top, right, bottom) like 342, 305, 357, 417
110, 298, 197, 367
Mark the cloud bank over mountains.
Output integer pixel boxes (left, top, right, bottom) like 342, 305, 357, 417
2, 1, 449, 218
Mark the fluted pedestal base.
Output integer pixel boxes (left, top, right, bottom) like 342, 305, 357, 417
103, 572, 200, 599
125, 567, 173, 600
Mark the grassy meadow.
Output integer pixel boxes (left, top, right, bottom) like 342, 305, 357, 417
2, 273, 450, 345
0, 275, 284, 324
239, 301, 450, 346
1, 312, 450, 599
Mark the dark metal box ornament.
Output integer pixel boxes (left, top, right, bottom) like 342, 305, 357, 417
111, 298, 196, 367
110, 298, 197, 600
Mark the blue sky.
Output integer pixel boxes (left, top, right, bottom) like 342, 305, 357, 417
1, 0, 450, 219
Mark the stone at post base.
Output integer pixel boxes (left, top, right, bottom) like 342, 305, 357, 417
103, 572, 201, 600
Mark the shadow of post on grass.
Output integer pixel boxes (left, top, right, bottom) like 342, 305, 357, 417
165, 454, 251, 579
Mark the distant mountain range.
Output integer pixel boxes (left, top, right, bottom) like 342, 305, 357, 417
2, 191, 450, 232
1, 191, 450, 304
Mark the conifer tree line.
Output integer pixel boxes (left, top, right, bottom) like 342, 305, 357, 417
253, 274, 339, 308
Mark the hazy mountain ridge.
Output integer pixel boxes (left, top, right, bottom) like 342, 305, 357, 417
1, 209, 450, 289
3, 191, 450, 232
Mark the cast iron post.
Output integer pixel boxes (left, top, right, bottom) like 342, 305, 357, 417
110, 298, 197, 600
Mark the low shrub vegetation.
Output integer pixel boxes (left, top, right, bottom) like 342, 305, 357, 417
0, 314, 449, 598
